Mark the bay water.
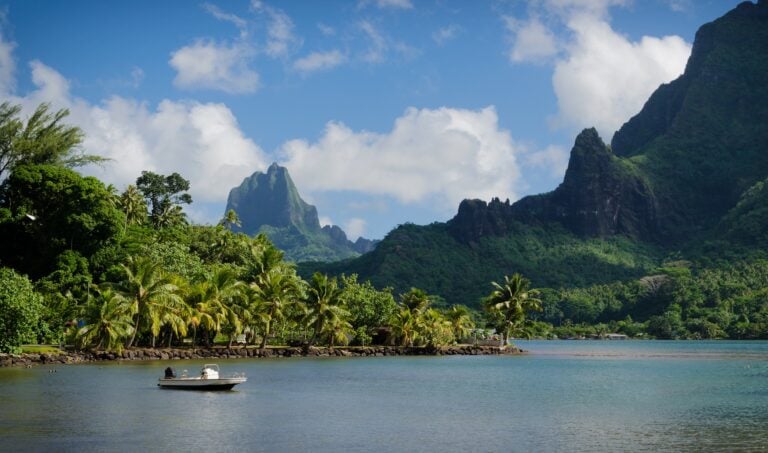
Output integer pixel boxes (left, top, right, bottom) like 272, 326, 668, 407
1, 341, 767, 452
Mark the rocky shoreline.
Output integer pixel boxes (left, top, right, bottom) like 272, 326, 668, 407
1, 345, 523, 368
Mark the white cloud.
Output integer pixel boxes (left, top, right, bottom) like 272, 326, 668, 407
432, 25, 460, 46
319, 216, 333, 227
6, 61, 268, 217
129, 67, 144, 88
317, 23, 336, 36
359, 21, 387, 63
375, 0, 413, 9
503, 0, 691, 139
525, 145, 569, 178
344, 218, 367, 241
203, 3, 248, 32
0, 30, 15, 95
552, 14, 690, 138
251, 0, 300, 58
279, 106, 521, 209
169, 39, 259, 94
504, 17, 558, 62
293, 50, 346, 74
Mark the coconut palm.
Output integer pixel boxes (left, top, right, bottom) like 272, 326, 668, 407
400, 288, 431, 314
75, 288, 134, 352
112, 256, 185, 348
484, 273, 542, 347
251, 268, 300, 349
304, 273, 351, 347
218, 209, 242, 229
389, 307, 419, 347
445, 305, 475, 344
420, 308, 453, 347
186, 267, 244, 347
119, 184, 147, 231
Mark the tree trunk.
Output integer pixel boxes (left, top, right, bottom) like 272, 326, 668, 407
259, 321, 270, 350
126, 313, 141, 348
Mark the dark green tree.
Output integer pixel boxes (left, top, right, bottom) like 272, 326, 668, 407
0, 164, 124, 278
135, 171, 192, 228
0, 102, 105, 181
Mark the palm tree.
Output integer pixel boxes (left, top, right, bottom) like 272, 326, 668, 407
400, 288, 431, 314
218, 209, 242, 229
420, 308, 452, 347
75, 288, 134, 352
119, 184, 147, 231
111, 256, 185, 348
304, 273, 351, 347
389, 307, 419, 347
445, 305, 475, 344
251, 268, 300, 349
484, 273, 542, 347
186, 268, 244, 347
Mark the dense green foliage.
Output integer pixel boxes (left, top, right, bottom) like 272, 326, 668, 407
0, 268, 44, 353
306, 222, 661, 308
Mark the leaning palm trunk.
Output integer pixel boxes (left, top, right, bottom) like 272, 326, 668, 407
260, 320, 271, 350
126, 313, 141, 348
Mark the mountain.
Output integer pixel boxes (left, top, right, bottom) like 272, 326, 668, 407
225, 163, 376, 262
305, 0, 768, 307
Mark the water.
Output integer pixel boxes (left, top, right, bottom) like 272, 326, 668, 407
1, 341, 767, 452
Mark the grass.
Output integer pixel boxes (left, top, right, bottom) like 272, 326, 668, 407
21, 345, 63, 354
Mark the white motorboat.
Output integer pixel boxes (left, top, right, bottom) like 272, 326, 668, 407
158, 364, 247, 390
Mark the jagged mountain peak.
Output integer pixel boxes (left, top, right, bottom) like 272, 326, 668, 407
224, 163, 376, 262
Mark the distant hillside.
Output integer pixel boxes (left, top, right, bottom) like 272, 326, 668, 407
305, 0, 768, 307
225, 163, 376, 262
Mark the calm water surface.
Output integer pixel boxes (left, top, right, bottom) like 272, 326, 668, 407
1, 341, 767, 452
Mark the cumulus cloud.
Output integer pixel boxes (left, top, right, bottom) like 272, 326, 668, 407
0, 30, 15, 95
552, 14, 690, 138
293, 50, 346, 74
524, 145, 569, 178
344, 218, 367, 241
504, 0, 691, 139
504, 17, 558, 62
279, 106, 520, 209
169, 39, 259, 93
5, 60, 267, 210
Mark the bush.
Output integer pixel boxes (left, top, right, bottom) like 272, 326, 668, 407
0, 268, 44, 353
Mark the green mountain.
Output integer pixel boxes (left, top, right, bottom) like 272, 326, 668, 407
305, 1, 768, 308
225, 163, 376, 262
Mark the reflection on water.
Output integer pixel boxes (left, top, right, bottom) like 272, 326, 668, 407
1, 341, 767, 452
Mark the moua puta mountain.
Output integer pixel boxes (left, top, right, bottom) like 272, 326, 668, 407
306, 0, 768, 308
225, 163, 376, 262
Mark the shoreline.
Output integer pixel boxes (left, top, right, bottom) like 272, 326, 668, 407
0, 345, 523, 368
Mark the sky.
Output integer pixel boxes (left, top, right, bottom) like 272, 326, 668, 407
0, 0, 745, 240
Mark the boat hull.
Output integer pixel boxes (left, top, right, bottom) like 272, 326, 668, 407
157, 377, 247, 391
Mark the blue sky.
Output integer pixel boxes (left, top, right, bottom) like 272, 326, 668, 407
0, 0, 744, 240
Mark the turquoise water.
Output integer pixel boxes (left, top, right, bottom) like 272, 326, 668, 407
1, 341, 767, 452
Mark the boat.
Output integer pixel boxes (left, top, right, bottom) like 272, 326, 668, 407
157, 364, 247, 390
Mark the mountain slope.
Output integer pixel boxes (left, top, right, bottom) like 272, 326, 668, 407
305, 1, 768, 307
226, 163, 375, 262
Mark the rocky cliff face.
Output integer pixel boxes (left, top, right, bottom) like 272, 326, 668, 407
225, 164, 377, 262
450, 129, 659, 243
451, 1, 768, 245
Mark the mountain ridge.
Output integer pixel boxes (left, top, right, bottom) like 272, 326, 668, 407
304, 0, 768, 307
225, 163, 376, 262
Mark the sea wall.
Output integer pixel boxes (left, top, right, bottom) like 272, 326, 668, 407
0, 345, 523, 368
